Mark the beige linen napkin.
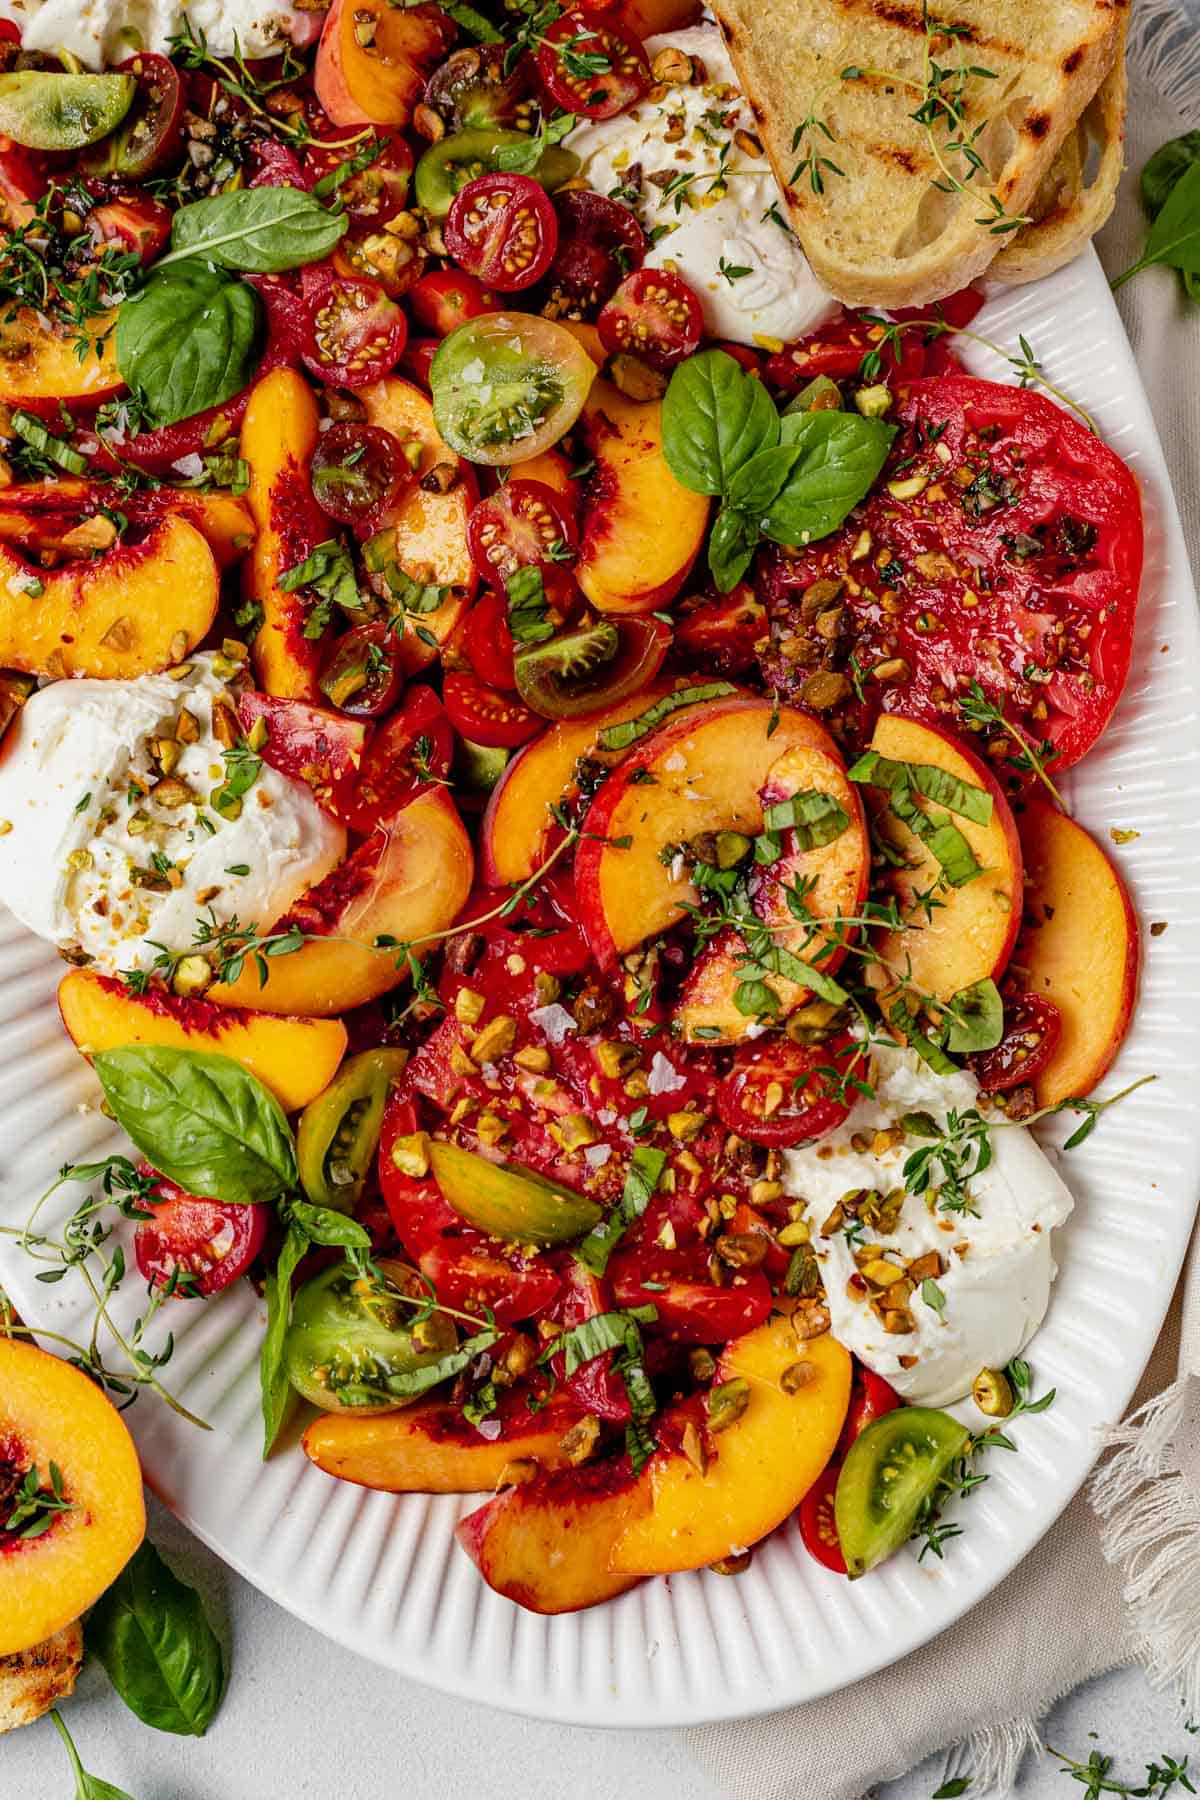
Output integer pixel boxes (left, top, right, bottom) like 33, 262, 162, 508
684, 6, 1200, 1794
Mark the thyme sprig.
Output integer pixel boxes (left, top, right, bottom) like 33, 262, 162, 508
859, 313, 1096, 434
1047, 1746, 1195, 1798
913, 1357, 1056, 1560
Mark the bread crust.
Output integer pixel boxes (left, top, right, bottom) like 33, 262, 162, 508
0, 1619, 83, 1735
711, 0, 1127, 306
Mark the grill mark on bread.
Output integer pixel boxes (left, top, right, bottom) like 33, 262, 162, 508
832, 0, 1110, 61
1023, 110, 1051, 138
1062, 46, 1085, 71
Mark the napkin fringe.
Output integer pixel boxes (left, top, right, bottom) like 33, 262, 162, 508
964, 1715, 1042, 1796
1127, 0, 1200, 117
1090, 1377, 1200, 1717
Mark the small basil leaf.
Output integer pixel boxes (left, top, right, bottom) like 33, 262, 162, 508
285, 1200, 372, 1249
945, 977, 1005, 1053
92, 1046, 296, 1207
765, 410, 896, 545
51, 1712, 138, 1800
261, 1223, 308, 1456
725, 443, 803, 514
116, 260, 262, 428
708, 503, 760, 593
662, 348, 778, 496
86, 1541, 224, 1737
1142, 130, 1200, 217
1139, 157, 1200, 276
163, 185, 348, 274
890, 999, 959, 1076
574, 1146, 666, 1277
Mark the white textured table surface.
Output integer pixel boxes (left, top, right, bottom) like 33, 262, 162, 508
2, 1498, 1193, 1798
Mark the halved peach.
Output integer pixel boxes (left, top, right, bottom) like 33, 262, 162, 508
676, 734, 870, 1042
1013, 798, 1139, 1106
315, 0, 453, 127
0, 485, 254, 569
0, 309, 121, 404
360, 376, 478, 673
58, 969, 348, 1113
211, 786, 474, 1016
574, 695, 853, 972
610, 1317, 851, 1576
0, 1339, 144, 1656
575, 379, 709, 614
480, 679, 677, 886
241, 367, 329, 701
303, 1392, 584, 1493
864, 713, 1023, 1003
0, 514, 217, 679
456, 1461, 649, 1614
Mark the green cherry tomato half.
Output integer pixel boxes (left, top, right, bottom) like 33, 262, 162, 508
296, 1048, 410, 1214
0, 71, 136, 150
414, 126, 578, 219
284, 1259, 458, 1414
834, 1405, 971, 1579
430, 312, 597, 465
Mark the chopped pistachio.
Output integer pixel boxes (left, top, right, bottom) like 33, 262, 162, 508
470, 1014, 517, 1064
707, 1377, 751, 1433
454, 987, 486, 1026
390, 1131, 431, 1178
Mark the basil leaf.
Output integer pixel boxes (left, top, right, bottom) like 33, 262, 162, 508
708, 503, 760, 592
163, 186, 347, 274
890, 788, 982, 887
724, 443, 801, 515
847, 750, 992, 824
760, 790, 850, 849
51, 1713, 139, 1800
755, 941, 851, 1006
92, 1046, 297, 1207
890, 1000, 959, 1076
441, 0, 504, 40
116, 261, 262, 428
1114, 159, 1200, 290
945, 977, 1004, 1053
596, 681, 735, 751
261, 1222, 308, 1456
662, 348, 778, 496
1142, 130, 1200, 217
763, 410, 896, 545
86, 1540, 224, 1736
279, 537, 363, 640
495, 111, 577, 175
285, 1200, 372, 1249
506, 564, 555, 643
574, 1146, 667, 1277
540, 1305, 658, 1374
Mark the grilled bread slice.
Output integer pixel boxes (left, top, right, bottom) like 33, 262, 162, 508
0, 1621, 83, 1735
993, 39, 1127, 283
711, 0, 1127, 307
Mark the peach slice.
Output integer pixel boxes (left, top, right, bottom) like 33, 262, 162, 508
480, 678, 677, 885
0, 1339, 144, 1656
619, 0, 703, 31
315, 0, 453, 127
211, 786, 474, 1016
456, 1461, 649, 1614
241, 367, 329, 702
0, 515, 217, 679
303, 1392, 585, 1493
574, 695, 855, 972
863, 713, 1023, 1003
676, 734, 870, 1043
1014, 798, 1139, 1106
610, 1317, 851, 1576
360, 377, 478, 674
0, 485, 254, 569
0, 309, 121, 404
575, 380, 709, 615
58, 969, 348, 1114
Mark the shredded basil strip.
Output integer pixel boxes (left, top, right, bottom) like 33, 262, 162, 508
597, 682, 736, 751
574, 1147, 667, 1277
506, 564, 555, 644
540, 1305, 658, 1376
363, 1326, 499, 1402
760, 790, 850, 849
889, 1000, 959, 1076
847, 750, 992, 825
889, 788, 982, 888
11, 408, 91, 474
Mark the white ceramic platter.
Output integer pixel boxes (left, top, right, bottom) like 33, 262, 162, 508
1, 245, 1197, 1728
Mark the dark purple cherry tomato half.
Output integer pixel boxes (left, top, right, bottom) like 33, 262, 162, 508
537, 13, 650, 120
444, 171, 558, 292
970, 994, 1063, 1093
311, 421, 408, 527
598, 267, 704, 370
81, 51, 186, 179
545, 189, 646, 316
319, 619, 405, 718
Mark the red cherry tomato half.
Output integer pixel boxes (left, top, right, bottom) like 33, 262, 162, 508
81, 52, 186, 180
462, 589, 517, 691
444, 171, 558, 293
545, 189, 646, 315
970, 994, 1063, 1093
798, 1462, 846, 1574
443, 671, 542, 748
839, 1365, 901, 1457
247, 135, 306, 187
310, 421, 408, 527
341, 683, 454, 834
319, 619, 405, 718
537, 13, 650, 120
674, 585, 767, 675
400, 336, 439, 388
301, 263, 407, 388
716, 1034, 859, 1149
408, 267, 500, 337
598, 267, 703, 370
133, 1166, 268, 1300
610, 1251, 773, 1345
305, 128, 413, 226
467, 478, 578, 588
83, 195, 173, 266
